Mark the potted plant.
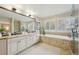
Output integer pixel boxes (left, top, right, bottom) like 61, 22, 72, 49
40, 26, 45, 35
0, 27, 5, 32
0, 27, 5, 37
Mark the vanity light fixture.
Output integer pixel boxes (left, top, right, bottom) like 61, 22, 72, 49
29, 15, 31, 17
30, 15, 35, 19
26, 14, 29, 16
25, 13, 31, 17
0, 6, 36, 19
26, 14, 31, 17
12, 8, 16, 12
28, 15, 35, 19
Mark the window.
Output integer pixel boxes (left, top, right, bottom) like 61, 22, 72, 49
45, 21, 55, 30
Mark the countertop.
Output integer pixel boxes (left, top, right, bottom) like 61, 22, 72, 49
0, 34, 29, 40
0, 32, 40, 40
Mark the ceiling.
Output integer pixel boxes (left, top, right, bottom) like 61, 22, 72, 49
21, 4, 73, 18
0, 4, 79, 18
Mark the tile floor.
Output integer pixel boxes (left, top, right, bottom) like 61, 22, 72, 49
19, 42, 60, 55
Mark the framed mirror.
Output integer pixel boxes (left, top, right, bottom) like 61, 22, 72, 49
0, 6, 35, 33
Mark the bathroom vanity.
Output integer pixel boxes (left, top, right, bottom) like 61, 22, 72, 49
0, 33, 40, 55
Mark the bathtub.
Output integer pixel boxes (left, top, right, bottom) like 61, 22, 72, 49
41, 34, 72, 41
40, 34, 73, 55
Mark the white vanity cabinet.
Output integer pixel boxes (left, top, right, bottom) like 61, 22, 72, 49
8, 38, 18, 55
33, 34, 40, 43
24, 35, 31, 48
17, 36, 28, 52
0, 33, 40, 55
17, 37, 23, 52
27, 34, 34, 46
27, 33, 40, 47
20, 36, 27, 50
8, 36, 27, 54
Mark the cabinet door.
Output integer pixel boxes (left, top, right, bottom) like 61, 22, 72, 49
23, 36, 29, 48
21, 36, 27, 50
17, 36, 29, 53
8, 38, 18, 55
27, 35, 33, 46
26, 34, 39, 47
32, 34, 39, 44
17, 39, 23, 52
24, 36, 30, 47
